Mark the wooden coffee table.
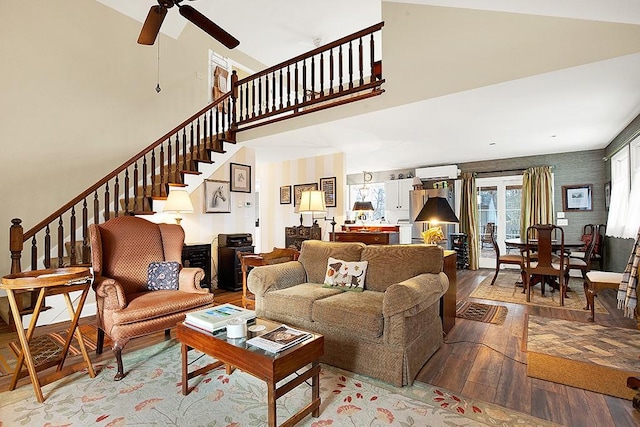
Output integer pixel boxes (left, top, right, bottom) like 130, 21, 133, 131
176, 318, 324, 427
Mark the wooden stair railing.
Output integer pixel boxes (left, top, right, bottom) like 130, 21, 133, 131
6, 22, 385, 326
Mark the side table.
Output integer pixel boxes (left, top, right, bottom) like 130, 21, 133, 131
1, 267, 95, 402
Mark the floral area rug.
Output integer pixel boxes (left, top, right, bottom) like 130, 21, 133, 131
471, 271, 608, 314
0, 339, 556, 426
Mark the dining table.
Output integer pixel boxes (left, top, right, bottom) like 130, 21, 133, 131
504, 238, 585, 296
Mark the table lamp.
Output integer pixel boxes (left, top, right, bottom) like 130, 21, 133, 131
163, 189, 194, 225
415, 197, 459, 244
298, 190, 338, 240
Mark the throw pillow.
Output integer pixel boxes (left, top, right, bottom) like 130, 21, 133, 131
323, 257, 368, 292
147, 261, 181, 291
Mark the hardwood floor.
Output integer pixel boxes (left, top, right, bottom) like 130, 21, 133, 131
417, 268, 640, 427
1, 271, 639, 426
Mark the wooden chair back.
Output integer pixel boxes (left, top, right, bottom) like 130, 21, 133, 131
238, 247, 300, 308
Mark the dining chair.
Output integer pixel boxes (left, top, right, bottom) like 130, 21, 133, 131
566, 225, 597, 281
523, 224, 567, 305
490, 228, 526, 286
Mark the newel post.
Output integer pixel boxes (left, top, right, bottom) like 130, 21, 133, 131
10, 218, 23, 274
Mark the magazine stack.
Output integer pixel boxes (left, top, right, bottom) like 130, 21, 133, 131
247, 324, 312, 353
184, 303, 256, 333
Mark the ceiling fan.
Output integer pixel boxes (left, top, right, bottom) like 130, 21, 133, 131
138, 0, 239, 49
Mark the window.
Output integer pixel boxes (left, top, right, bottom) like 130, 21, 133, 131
348, 182, 385, 221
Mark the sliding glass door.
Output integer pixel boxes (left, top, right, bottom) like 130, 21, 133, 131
477, 176, 523, 268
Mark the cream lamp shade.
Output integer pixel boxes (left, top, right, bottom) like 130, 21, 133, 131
163, 189, 194, 224
297, 190, 327, 214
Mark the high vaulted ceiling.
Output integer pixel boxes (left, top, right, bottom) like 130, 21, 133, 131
100, 0, 640, 174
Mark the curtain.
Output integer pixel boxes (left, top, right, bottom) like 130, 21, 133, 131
622, 173, 640, 239
617, 226, 640, 318
520, 166, 554, 237
460, 172, 479, 270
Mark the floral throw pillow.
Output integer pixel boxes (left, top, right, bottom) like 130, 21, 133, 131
323, 257, 368, 292
147, 261, 180, 291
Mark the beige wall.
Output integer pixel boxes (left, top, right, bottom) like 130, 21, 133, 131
240, 2, 640, 142
0, 0, 264, 277
257, 153, 346, 251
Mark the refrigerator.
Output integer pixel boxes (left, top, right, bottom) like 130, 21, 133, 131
409, 188, 455, 247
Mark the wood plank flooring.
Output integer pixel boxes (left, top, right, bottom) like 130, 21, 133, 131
1, 270, 639, 426
416, 268, 640, 426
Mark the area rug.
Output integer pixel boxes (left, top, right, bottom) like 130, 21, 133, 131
0, 324, 108, 377
456, 300, 508, 325
0, 339, 556, 426
525, 315, 640, 400
470, 271, 608, 314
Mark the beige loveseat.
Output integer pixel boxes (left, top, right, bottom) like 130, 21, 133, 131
247, 240, 449, 386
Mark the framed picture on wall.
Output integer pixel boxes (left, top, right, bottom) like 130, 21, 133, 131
604, 181, 611, 211
562, 184, 593, 211
320, 177, 337, 207
204, 179, 231, 213
293, 183, 318, 207
280, 185, 291, 204
230, 163, 251, 193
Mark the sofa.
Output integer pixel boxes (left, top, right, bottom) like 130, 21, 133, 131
247, 240, 449, 386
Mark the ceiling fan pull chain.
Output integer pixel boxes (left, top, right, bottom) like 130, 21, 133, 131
156, 37, 161, 93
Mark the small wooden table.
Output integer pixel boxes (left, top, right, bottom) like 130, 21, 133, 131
176, 318, 324, 427
1, 267, 95, 402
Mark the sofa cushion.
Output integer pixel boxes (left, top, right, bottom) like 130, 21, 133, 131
312, 290, 384, 339
263, 283, 343, 321
299, 240, 365, 284
362, 244, 443, 292
112, 290, 213, 325
147, 261, 180, 291
323, 257, 368, 292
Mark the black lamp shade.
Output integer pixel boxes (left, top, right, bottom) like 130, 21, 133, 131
415, 197, 459, 223
352, 201, 374, 211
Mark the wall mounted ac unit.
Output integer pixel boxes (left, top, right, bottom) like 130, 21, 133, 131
415, 165, 460, 180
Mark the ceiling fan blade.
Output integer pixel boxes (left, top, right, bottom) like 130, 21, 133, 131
138, 5, 168, 45
179, 5, 239, 49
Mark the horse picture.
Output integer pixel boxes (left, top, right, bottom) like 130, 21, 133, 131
204, 179, 231, 213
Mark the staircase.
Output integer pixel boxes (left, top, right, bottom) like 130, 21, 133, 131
5, 22, 386, 325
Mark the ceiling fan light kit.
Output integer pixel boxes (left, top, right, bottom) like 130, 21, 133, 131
138, 0, 239, 49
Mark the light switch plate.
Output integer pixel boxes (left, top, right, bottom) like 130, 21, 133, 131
557, 212, 565, 218
557, 218, 569, 226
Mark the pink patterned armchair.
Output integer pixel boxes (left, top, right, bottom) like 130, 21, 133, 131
89, 216, 214, 380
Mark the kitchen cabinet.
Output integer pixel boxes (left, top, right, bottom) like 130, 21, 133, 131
384, 178, 413, 223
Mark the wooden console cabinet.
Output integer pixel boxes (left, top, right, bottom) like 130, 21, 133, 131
442, 250, 457, 334
285, 225, 321, 250
330, 231, 400, 245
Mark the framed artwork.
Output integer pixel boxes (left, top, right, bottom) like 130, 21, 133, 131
230, 162, 251, 193
204, 179, 231, 213
604, 181, 611, 211
293, 183, 318, 207
280, 185, 292, 204
320, 177, 337, 207
562, 184, 593, 211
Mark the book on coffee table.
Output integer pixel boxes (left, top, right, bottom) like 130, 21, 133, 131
185, 303, 255, 333
247, 324, 312, 353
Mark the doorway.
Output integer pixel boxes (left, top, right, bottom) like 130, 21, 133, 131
477, 175, 523, 268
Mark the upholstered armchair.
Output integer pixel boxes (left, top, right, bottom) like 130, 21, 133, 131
89, 216, 214, 380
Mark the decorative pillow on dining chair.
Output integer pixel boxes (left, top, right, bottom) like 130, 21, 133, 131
147, 261, 181, 291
